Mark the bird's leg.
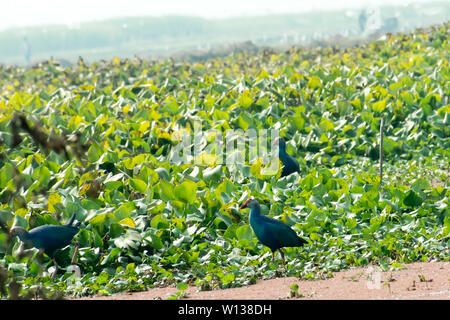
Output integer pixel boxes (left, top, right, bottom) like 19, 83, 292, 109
279, 249, 287, 271
69, 242, 82, 277
51, 258, 59, 279
71, 241, 80, 264
36, 248, 45, 263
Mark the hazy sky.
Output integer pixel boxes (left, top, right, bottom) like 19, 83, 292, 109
0, 0, 435, 30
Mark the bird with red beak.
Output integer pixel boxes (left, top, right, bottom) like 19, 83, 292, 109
240, 198, 307, 263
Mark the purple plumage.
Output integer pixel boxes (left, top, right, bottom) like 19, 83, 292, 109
240, 199, 307, 262
10, 214, 81, 278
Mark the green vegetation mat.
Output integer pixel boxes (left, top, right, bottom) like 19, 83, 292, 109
0, 23, 448, 299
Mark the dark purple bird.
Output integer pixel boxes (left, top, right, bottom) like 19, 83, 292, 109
273, 137, 300, 177
240, 199, 307, 263
10, 214, 80, 278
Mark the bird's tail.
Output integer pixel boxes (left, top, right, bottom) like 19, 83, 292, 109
66, 213, 77, 226
298, 236, 308, 246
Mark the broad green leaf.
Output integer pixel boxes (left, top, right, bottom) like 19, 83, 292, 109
221, 273, 235, 285
236, 225, 253, 241
238, 90, 253, 108
129, 178, 148, 193
119, 217, 136, 228
372, 99, 387, 112
400, 91, 414, 106
87, 142, 103, 162
319, 118, 334, 131
114, 202, 136, 221
403, 190, 423, 207
174, 180, 197, 204
203, 165, 222, 182
150, 214, 170, 229
307, 76, 322, 89
383, 137, 398, 153
0, 163, 14, 189
159, 179, 175, 201
47, 193, 62, 213
144, 232, 163, 249
177, 283, 188, 291
411, 178, 430, 193
89, 212, 109, 226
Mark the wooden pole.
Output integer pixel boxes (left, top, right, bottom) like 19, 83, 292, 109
379, 117, 384, 186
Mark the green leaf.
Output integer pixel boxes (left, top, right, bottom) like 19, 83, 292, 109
236, 114, 249, 131
47, 193, 62, 213
144, 232, 163, 250
150, 214, 169, 229
109, 223, 124, 238
411, 178, 430, 193
119, 217, 136, 228
203, 165, 222, 182
31, 165, 51, 188
177, 282, 188, 291
307, 76, 322, 89
89, 212, 109, 226
223, 223, 238, 240
105, 180, 123, 191
0, 163, 14, 189
114, 202, 136, 221
174, 180, 197, 204
383, 137, 398, 153
236, 225, 253, 241
159, 179, 175, 201
443, 217, 450, 237
87, 142, 103, 162
403, 190, 423, 207
214, 109, 229, 121
400, 91, 414, 106
155, 167, 170, 181
372, 99, 387, 112
238, 90, 253, 108
221, 273, 235, 285
290, 113, 305, 130
114, 229, 141, 249
319, 118, 334, 131
129, 178, 148, 193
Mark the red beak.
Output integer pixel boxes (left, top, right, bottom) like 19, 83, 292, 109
272, 137, 280, 146
240, 199, 252, 209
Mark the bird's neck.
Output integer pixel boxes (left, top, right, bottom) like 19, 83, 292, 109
249, 205, 262, 223
279, 148, 291, 163
278, 147, 287, 157
15, 228, 30, 242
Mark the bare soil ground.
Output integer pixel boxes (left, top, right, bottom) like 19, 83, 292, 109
75, 261, 449, 300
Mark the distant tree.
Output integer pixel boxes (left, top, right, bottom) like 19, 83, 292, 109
23, 36, 31, 64
358, 9, 367, 33
381, 17, 399, 33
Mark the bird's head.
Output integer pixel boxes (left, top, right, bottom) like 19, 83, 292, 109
272, 137, 286, 150
240, 198, 260, 209
10, 226, 27, 239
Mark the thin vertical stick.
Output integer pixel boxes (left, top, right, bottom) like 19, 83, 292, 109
379, 117, 384, 186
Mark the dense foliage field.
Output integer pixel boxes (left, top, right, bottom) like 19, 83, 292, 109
0, 23, 448, 299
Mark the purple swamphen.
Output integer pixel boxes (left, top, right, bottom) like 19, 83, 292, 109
240, 199, 307, 263
273, 137, 300, 177
10, 213, 81, 278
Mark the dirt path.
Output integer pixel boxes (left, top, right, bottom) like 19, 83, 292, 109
75, 261, 449, 300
